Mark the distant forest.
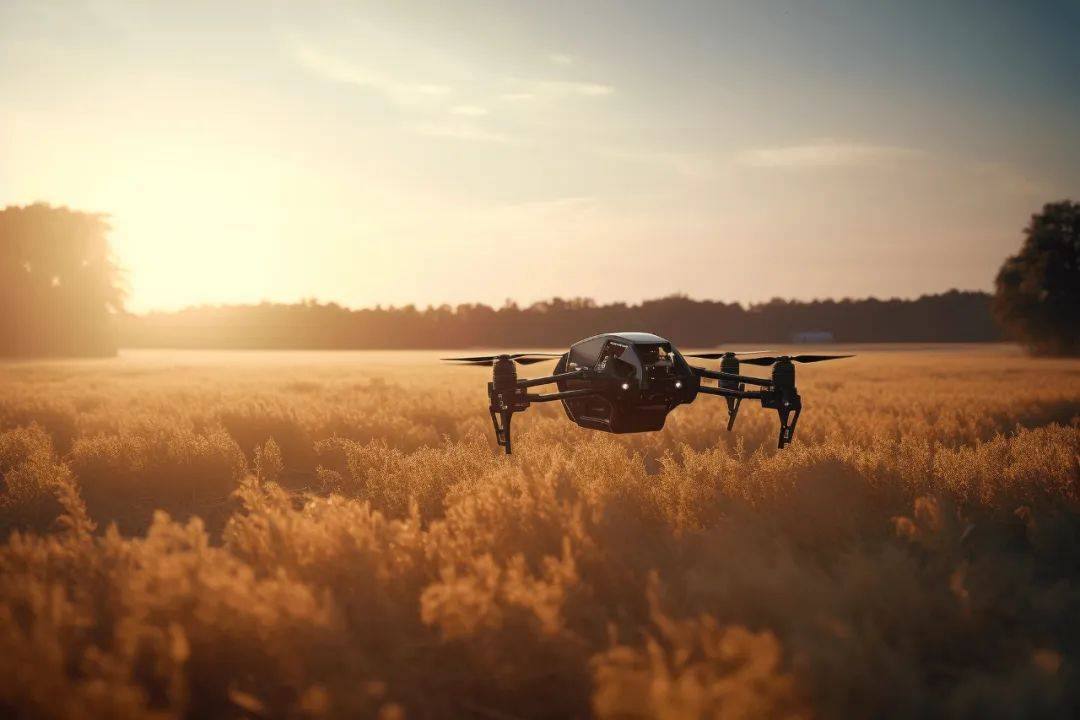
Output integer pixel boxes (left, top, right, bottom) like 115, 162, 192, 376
118, 290, 1001, 350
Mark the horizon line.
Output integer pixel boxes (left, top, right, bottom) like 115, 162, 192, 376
124, 287, 992, 317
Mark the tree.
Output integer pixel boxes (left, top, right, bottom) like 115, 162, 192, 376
0, 203, 125, 356
993, 200, 1080, 356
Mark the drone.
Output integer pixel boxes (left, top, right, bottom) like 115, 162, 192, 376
444, 331, 852, 454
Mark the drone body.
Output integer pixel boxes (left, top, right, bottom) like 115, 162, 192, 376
445, 332, 851, 454
554, 332, 696, 434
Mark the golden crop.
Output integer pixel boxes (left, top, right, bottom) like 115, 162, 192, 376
0, 347, 1077, 719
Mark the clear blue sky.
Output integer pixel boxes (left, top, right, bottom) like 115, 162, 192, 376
2, 0, 1078, 311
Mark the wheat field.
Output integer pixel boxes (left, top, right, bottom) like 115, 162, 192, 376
0, 346, 1077, 719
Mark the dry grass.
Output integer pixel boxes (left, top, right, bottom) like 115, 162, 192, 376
0, 346, 1077, 719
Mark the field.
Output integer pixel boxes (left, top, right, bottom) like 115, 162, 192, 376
1, 346, 1078, 719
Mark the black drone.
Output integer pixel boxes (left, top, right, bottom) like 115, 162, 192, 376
444, 331, 852, 454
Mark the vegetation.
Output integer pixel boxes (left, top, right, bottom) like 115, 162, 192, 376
0, 348, 1077, 718
994, 200, 1080, 356
0, 203, 125, 357
120, 290, 1000, 350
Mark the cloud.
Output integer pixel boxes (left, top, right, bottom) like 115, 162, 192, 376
450, 105, 489, 117
731, 140, 1050, 196
500, 78, 614, 100
288, 39, 453, 105
735, 140, 918, 168
287, 33, 612, 114
534, 80, 614, 97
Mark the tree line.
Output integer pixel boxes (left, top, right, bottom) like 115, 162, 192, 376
0, 203, 123, 357
117, 290, 1000, 350
5, 200, 1076, 356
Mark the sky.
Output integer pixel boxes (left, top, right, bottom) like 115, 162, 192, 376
2, 0, 1078, 313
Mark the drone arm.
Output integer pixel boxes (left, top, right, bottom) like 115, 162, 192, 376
696, 386, 765, 400
691, 366, 773, 387
695, 384, 769, 434
526, 388, 598, 402
516, 368, 588, 389
487, 369, 590, 455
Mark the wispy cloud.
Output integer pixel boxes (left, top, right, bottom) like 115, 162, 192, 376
733, 140, 1051, 199
533, 80, 614, 97
288, 39, 453, 105
499, 78, 614, 101
735, 140, 918, 168
288, 36, 612, 114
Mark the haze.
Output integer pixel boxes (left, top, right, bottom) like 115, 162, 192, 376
2, 0, 1078, 313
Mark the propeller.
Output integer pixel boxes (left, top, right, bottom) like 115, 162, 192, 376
740, 354, 854, 366
442, 353, 562, 367
683, 350, 772, 360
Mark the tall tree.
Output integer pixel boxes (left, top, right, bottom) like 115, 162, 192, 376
0, 203, 124, 356
993, 200, 1080, 356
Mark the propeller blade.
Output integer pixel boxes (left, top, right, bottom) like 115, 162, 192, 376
684, 350, 772, 359
792, 354, 854, 363
739, 354, 854, 366
739, 356, 780, 366
444, 359, 496, 366
442, 353, 561, 366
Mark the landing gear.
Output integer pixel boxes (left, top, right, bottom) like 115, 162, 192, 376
488, 357, 529, 454
484, 356, 597, 454
489, 408, 514, 453
777, 401, 801, 448
720, 354, 744, 431
725, 385, 744, 431
761, 357, 801, 448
